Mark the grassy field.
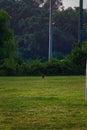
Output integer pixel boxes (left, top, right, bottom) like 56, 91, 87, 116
0, 76, 87, 130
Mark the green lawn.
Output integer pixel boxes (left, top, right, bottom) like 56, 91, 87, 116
0, 76, 87, 130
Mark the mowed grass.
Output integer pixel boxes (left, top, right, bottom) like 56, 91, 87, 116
0, 76, 87, 130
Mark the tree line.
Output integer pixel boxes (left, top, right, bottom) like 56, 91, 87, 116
0, 0, 87, 60
0, 0, 87, 75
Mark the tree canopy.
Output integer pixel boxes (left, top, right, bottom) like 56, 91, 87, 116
0, 0, 87, 61
0, 10, 16, 68
0, 1, 87, 75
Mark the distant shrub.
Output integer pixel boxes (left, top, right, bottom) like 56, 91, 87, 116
0, 47, 87, 76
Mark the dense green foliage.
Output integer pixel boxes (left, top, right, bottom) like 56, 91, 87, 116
0, 10, 16, 75
0, 76, 86, 129
0, 0, 87, 60
0, 46, 87, 76
0, 1, 87, 75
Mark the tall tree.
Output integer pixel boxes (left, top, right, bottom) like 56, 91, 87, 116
0, 10, 16, 68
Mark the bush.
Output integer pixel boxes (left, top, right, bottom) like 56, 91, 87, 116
0, 47, 87, 76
